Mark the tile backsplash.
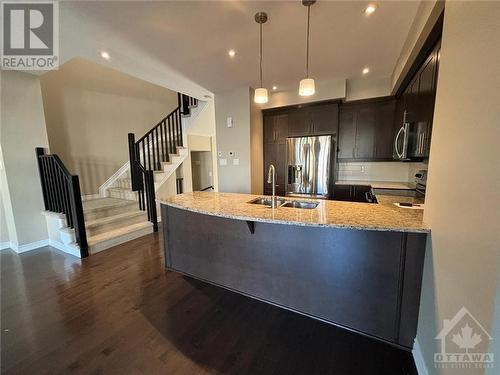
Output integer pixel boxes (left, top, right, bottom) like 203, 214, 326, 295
337, 162, 427, 182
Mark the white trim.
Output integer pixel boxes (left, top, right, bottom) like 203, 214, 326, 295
0, 241, 11, 250
48, 239, 81, 258
8, 239, 50, 253
412, 338, 429, 375
98, 161, 130, 198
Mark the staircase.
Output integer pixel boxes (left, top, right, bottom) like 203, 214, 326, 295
38, 94, 199, 257
82, 93, 197, 254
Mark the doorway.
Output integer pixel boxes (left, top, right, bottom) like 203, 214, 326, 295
190, 151, 213, 191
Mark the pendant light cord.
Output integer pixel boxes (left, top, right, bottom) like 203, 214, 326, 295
306, 4, 311, 78
259, 21, 263, 87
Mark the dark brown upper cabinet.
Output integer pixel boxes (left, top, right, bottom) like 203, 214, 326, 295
338, 98, 396, 161
393, 41, 440, 159
264, 113, 288, 144
287, 104, 339, 137
263, 113, 288, 196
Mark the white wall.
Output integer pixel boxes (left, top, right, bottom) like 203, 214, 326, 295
0, 71, 50, 249
215, 88, 252, 193
416, 3, 500, 374
40, 58, 178, 195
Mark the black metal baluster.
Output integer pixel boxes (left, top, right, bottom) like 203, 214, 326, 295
147, 135, 152, 170
69, 175, 88, 258
178, 110, 183, 147
151, 131, 157, 172
35, 148, 49, 210
48, 159, 60, 212
168, 117, 174, 155
155, 127, 160, 169
159, 120, 165, 163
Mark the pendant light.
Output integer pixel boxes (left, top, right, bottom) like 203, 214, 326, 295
299, 0, 316, 96
254, 12, 268, 104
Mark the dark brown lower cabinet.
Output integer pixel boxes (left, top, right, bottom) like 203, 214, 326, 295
162, 205, 427, 350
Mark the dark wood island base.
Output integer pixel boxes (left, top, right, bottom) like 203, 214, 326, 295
161, 204, 426, 350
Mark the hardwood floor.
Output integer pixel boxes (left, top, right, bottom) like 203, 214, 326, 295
1, 232, 416, 374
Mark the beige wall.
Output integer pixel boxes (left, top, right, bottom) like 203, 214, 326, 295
345, 76, 391, 102
40, 58, 178, 195
183, 100, 218, 193
0, 193, 9, 244
250, 88, 263, 195
417, 2, 500, 374
215, 87, 252, 193
0, 71, 50, 248
262, 78, 346, 109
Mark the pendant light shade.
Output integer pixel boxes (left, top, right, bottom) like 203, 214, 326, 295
254, 12, 268, 104
299, 78, 315, 96
299, 0, 316, 97
254, 87, 269, 104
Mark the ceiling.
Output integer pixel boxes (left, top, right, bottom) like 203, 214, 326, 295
62, 1, 420, 94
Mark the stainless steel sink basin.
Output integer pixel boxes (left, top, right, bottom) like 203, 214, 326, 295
248, 197, 286, 207
281, 201, 319, 209
247, 197, 318, 209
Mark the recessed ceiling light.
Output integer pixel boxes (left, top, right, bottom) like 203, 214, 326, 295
228, 49, 236, 58
362, 67, 370, 75
99, 50, 110, 60
272, 86, 277, 91
364, 4, 377, 15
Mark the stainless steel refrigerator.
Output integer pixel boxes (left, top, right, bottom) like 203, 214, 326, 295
286, 135, 336, 199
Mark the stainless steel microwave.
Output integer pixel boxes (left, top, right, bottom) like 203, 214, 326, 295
394, 110, 430, 160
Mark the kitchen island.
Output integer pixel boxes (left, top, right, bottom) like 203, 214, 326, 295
160, 192, 429, 350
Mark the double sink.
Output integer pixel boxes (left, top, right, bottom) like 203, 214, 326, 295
248, 197, 319, 210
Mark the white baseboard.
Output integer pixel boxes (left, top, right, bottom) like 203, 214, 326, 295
0, 241, 11, 250
412, 338, 429, 375
0, 239, 80, 258
3, 239, 50, 253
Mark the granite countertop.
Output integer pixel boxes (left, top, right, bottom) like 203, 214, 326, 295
159, 192, 429, 233
335, 180, 416, 190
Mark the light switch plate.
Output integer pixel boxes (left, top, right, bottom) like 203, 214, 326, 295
219, 158, 227, 166
227, 117, 233, 128
233, 158, 240, 165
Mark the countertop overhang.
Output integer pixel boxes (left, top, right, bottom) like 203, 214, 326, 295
159, 192, 429, 233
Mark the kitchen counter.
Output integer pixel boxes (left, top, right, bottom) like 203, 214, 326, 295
159, 191, 429, 233
335, 180, 416, 190
161, 191, 428, 349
